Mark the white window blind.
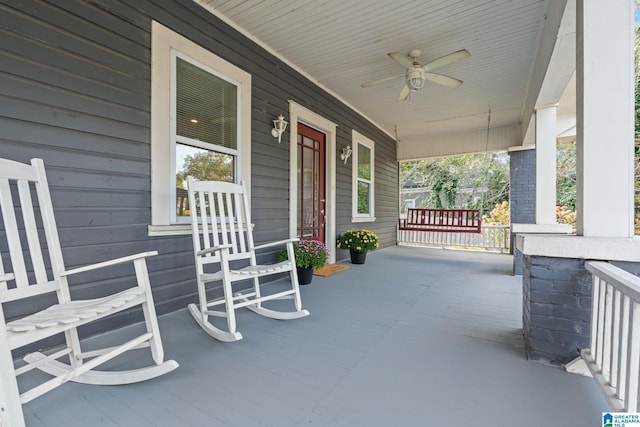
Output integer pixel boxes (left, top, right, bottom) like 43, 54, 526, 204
176, 57, 237, 150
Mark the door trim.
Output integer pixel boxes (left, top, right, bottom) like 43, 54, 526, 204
288, 100, 337, 263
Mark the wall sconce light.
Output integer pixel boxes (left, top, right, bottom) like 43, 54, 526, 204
340, 145, 352, 165
271, 114, 288, 143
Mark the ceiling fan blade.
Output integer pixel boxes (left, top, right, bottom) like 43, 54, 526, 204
422, 49, 470, 71
397, 83, 411, 102
361, 73, 405, 88
424, 72, 463, 88
388, 52, 415, 68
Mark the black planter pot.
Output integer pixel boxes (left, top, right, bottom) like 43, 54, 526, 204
349, 249, 367, 264
296, 266, 314, 285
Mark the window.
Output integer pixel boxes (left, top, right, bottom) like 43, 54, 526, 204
174, 56, 237, 217
150, 21, 251, 235
351, 130, 375, 221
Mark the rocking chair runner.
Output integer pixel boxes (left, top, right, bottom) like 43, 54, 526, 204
187, 177, 309, 342
0, 158, 178, 427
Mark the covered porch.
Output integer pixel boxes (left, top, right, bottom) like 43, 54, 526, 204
22, 246, 606, 426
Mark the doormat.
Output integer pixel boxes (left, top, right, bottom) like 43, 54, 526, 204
314, 264, 350, 277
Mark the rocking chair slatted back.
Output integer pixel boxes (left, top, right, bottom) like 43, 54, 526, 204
0, 158, 65, 300
186, 177, 309, 342
188, 178, 254, 264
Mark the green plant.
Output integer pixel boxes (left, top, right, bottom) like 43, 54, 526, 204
278, 239, 329, 270
336, 229, 379, 252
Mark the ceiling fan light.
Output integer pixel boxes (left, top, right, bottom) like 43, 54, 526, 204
408, 75, 424, 91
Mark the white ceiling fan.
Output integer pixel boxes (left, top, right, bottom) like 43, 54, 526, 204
361, 48, 470, 102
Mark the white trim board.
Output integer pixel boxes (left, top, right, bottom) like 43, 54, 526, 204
288, 101, 337, 264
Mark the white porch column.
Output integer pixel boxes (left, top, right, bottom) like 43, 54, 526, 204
576, 0, 634, 237
535, 105, 558, 224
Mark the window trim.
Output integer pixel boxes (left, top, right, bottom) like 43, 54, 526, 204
351, 130, 375, 222
149, 21, 251, 235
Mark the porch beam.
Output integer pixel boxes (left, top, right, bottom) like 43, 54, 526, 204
396, 123, 521, 161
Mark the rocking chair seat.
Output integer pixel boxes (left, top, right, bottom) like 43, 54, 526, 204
201, 260, 293, 282
6, 288, 144, 333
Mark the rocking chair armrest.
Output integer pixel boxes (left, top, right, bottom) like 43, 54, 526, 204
196, 244, 232, 257
60, 251, 158, 277
0, 273, 15, 281
252, 238, 300, 251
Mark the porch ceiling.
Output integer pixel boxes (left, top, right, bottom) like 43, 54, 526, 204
195, 0, 560, 156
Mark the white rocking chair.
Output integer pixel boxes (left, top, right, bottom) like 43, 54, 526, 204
187, 178, 309, 342
0, 158, 178, 427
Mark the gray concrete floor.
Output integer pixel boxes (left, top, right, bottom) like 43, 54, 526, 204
22, 246, 608, 426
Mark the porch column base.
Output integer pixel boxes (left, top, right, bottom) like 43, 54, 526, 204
516, 234, 640, 365
511, 224, 572, 275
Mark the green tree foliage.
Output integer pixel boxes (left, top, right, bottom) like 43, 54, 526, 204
428, 166, 458, 208
176, 151, 233, 190
400, 152, 509, 214
479, 158, 510, 215
357, 162, 371, 214
556, 142, 577, 210
402, 145, 584, 227
175, 151, 234, 217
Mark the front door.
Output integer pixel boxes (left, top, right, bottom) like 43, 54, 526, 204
297, 123, 325, 242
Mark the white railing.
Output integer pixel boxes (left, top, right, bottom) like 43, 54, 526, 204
397, 225, 510, 253
583, 261, 640, 411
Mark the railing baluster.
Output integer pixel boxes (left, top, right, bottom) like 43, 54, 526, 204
584, 261, 640, 412
609, 289, 622, 388
627, 302, 640, 411
590, 276, 600, 358
620, 295, 630, 404
611, 289, 622, 390
603, 283, 614, 381
596, 278, 607, 369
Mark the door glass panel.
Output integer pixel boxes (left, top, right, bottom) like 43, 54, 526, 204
303, 135, 314, 147
303, 145, 314, 232
313, 148, 319, 231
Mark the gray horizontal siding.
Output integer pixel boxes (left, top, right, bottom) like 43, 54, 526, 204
0, 0, 398, 345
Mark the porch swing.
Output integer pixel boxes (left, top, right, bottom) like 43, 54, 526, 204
398, 110, 494, 234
